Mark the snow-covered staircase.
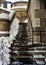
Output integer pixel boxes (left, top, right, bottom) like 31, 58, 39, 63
10, 23, 33, 64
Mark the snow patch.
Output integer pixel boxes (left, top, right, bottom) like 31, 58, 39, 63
9, 10, 15, 21
0, 37, 11, 65
0, 13, 9, 20
10, 18, 19, 41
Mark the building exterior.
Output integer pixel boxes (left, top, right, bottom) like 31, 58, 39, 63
0, 0, 7, 8
11, 1, 28, 22
27, 0, 46, 64
28, 0, 46, 45
0, 0, 46, 64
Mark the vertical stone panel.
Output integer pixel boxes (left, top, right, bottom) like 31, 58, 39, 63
31, 0, 41, 44
31, 0, 46, 44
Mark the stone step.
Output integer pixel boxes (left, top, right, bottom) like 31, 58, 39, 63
35, 60, 45, 65
11, 56, 33, 59
11, 45, 33, 47
34, 46, 46, 50
10, 47, 34, 51
33, 55, 45, 59
10, 50, 46, 55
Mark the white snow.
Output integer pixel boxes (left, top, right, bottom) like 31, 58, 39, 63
9, 10, 15, 21
34, 55, 45, 58
23, 19, 28, 23
36, 60, 45, 64
0, 31, 9, 34
0, 61, 2, 65
0, 13, 9, 20
0, 37, 11, 65
10, 18, 19, 41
